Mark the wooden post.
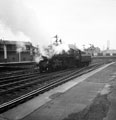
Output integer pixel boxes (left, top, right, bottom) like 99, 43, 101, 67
3, 43, 7, 61
18, 51, 21, 62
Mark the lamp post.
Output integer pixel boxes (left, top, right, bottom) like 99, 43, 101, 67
2, 39, 7, 62
17, 48, 22, 62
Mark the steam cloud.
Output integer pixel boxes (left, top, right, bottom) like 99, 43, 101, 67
0, 21, 31, 42
0, 0, 48, 46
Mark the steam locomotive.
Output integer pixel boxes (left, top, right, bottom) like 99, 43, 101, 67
38, 48, 91, 73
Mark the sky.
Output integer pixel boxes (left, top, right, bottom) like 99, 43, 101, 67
0, 0, 116, 50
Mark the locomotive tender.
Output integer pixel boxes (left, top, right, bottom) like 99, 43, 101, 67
38, 48, 91, 73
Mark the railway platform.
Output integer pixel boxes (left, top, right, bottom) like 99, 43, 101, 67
0, 62, 116, 120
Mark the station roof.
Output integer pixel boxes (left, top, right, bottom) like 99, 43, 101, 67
102, 49, 116, 54
0, 40, 32, 46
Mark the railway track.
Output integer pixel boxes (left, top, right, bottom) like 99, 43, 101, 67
0, 68, 80, 105
0, 69, 77, 95
0, 62, 106, 113
0, 68, 39, 79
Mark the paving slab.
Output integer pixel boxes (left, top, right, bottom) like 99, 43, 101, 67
103, 74, 116, 120
21, 81, 105, 120
103, 91, 116, 120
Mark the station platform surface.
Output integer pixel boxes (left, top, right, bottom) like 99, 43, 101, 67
0, 62, 116, 120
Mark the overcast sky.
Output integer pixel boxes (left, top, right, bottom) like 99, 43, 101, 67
0, 0, 116, 50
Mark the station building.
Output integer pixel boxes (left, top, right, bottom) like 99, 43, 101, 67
84, 46, 116, 57
102, 49, 116, 56
0, 40, 34, 63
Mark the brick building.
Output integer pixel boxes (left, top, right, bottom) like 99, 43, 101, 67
0, 40, 34, 63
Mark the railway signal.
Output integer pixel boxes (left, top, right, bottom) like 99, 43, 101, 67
53, 35, 62, 46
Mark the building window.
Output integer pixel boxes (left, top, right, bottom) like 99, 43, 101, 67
12, 57, 15, 61
0, 44, 4, 51
23, 57, 26, 61
26, 45, 30, 50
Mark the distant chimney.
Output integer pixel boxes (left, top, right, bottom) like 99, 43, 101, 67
107, 40, 110, 50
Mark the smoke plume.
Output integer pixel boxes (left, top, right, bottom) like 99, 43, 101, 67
0, 0, 48, 46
